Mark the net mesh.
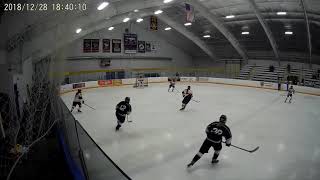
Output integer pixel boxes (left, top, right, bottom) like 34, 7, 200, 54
0, 54, 64, 179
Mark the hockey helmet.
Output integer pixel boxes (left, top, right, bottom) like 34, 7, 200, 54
187, 86, 191, 89
78, 89, 82, 93
125, 97, 130, 103
219, 115, 227, 123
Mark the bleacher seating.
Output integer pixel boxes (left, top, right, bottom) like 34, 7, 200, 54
237, 63, 320, 88
236, 64, 254, 80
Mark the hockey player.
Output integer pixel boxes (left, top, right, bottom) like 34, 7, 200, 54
285, 85, 295, 103
168, 79, 176, 92
71, 89, 84, 112
115, 97, 132, 131
187, 115, 232, 167
180, 86, 193, 110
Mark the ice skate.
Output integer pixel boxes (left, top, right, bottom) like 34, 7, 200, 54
211, 159, 219, 164
187, 162, 194, 168
115, 124, 121, 131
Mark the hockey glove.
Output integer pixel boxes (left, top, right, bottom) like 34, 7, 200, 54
226, 143, 231, 147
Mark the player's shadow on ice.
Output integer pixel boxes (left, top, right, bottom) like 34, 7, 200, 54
186, 160, 231, 173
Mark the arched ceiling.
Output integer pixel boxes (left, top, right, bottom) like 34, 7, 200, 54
1, 0, 320, 64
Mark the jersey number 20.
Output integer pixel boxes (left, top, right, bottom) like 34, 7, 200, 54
211, 128, 223, 135
119, 105, 126, 111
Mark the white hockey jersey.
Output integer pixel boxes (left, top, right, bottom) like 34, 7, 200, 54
73, 92, 83, 102
182, 89, 193, 97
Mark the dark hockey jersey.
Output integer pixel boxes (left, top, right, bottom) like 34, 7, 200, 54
116, 101, 132, 116
288, 88, 295, 95
205, 121, 232, 144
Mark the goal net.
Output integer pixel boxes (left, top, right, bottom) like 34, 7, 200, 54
133, 77, 148, 88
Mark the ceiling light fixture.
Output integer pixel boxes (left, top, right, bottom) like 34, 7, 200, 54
277, 12, 287, 15
108, 27, 114, 31
165, 27, 172, 31
76, 28, 82, 34
136, 18, 143, 23
241, 31, 250, 35
163, 0, 173, 3
123, 17, 130, 22
184, 22, 192, 26
134, 9, 139, 12
285, 31, 293, 35
97, 2, 109, 10
226, 15, 235, 19
203, 35, 211, 38
154, 10, 163, 15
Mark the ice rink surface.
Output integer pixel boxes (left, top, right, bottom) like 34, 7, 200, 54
62, 83, 320, 180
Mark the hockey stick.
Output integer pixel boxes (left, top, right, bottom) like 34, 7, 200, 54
224, 142, 259, 153
127, 115, 132, 122
83, 103, 96, 110
192, 99, 200, 103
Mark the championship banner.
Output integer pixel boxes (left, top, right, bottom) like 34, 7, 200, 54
151, 42, 156, 51
124, 34, 138, 54
138, 41, 145, 53
112, 39, 121, 53
83, 39, 91, 53
146, 42, 151, 52
91, 39, 99, 52
150, 16, 158, 31
102, 39, 111, 53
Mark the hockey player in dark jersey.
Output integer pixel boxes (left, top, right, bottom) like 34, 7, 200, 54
115, 97, 132, 131
168, 79, 176, 92
180, 86, 193, 110
285, 85, 295, 103
71, 89, 84, 112
187, 115, 232, 167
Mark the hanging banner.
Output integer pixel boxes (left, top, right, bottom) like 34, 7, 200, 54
91, 39, 100, 52
151, 42, 157, 51
124, 34, 137, 54
146, 42, 151, 52
83, 39, 92, 53
150, 16, 158, 31
112, 39, 121, 53
102, 39, 111, 53
138, 41, 146, 53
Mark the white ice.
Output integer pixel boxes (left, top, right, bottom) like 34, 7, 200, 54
61, 83, 320, 180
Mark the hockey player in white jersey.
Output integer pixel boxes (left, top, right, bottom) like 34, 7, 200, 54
180, 86, 193, 110
71, 89, 84, 112
285, 85, 295, 103
168, 79, 176, 92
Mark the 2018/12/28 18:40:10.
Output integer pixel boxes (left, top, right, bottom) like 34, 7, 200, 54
51, 3, 87, 11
